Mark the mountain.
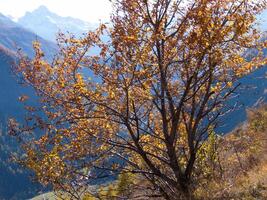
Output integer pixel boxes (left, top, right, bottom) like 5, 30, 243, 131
219, 65, 267, 133
0, 13, 57, 58
258, 10, 267, 31
0, 14, 57, 199
0, 46, 45, 200
0, 14, 57, 125
18, 6, 97, 42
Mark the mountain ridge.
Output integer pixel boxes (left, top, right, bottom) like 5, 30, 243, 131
18, 5, 97, 42
0, 12, 57, 59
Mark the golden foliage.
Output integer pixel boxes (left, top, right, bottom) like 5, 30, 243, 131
11, 0, 267, 199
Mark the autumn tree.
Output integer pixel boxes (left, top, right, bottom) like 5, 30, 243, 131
10, 0, 267, 199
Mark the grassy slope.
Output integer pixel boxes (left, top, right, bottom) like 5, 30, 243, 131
199, 105, 267, 199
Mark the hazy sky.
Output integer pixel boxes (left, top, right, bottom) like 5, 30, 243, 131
0, 0, 112, 23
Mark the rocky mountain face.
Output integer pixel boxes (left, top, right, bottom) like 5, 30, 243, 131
18, 6, 97, 42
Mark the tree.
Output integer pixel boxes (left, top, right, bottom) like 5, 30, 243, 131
10, 0, 267, 199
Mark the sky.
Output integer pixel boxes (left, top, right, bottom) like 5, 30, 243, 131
0, 0, 112, 23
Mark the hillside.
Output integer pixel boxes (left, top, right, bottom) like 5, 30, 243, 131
0, 14, 57, 199
219, 65, 267, 133
0, 48, 44, 200
197, 105, 267, 199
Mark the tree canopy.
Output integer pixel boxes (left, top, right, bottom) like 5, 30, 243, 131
10, 0, 267, 199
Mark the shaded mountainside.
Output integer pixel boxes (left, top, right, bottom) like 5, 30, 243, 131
219, 65, 267, 133
0, 14, 57, 199
0, 48, 44, 200
0, 46, 36, 128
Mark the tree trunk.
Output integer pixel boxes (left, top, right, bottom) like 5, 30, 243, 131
178, 176, 193, 200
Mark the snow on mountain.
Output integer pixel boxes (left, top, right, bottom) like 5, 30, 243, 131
18, 5, 98, 42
